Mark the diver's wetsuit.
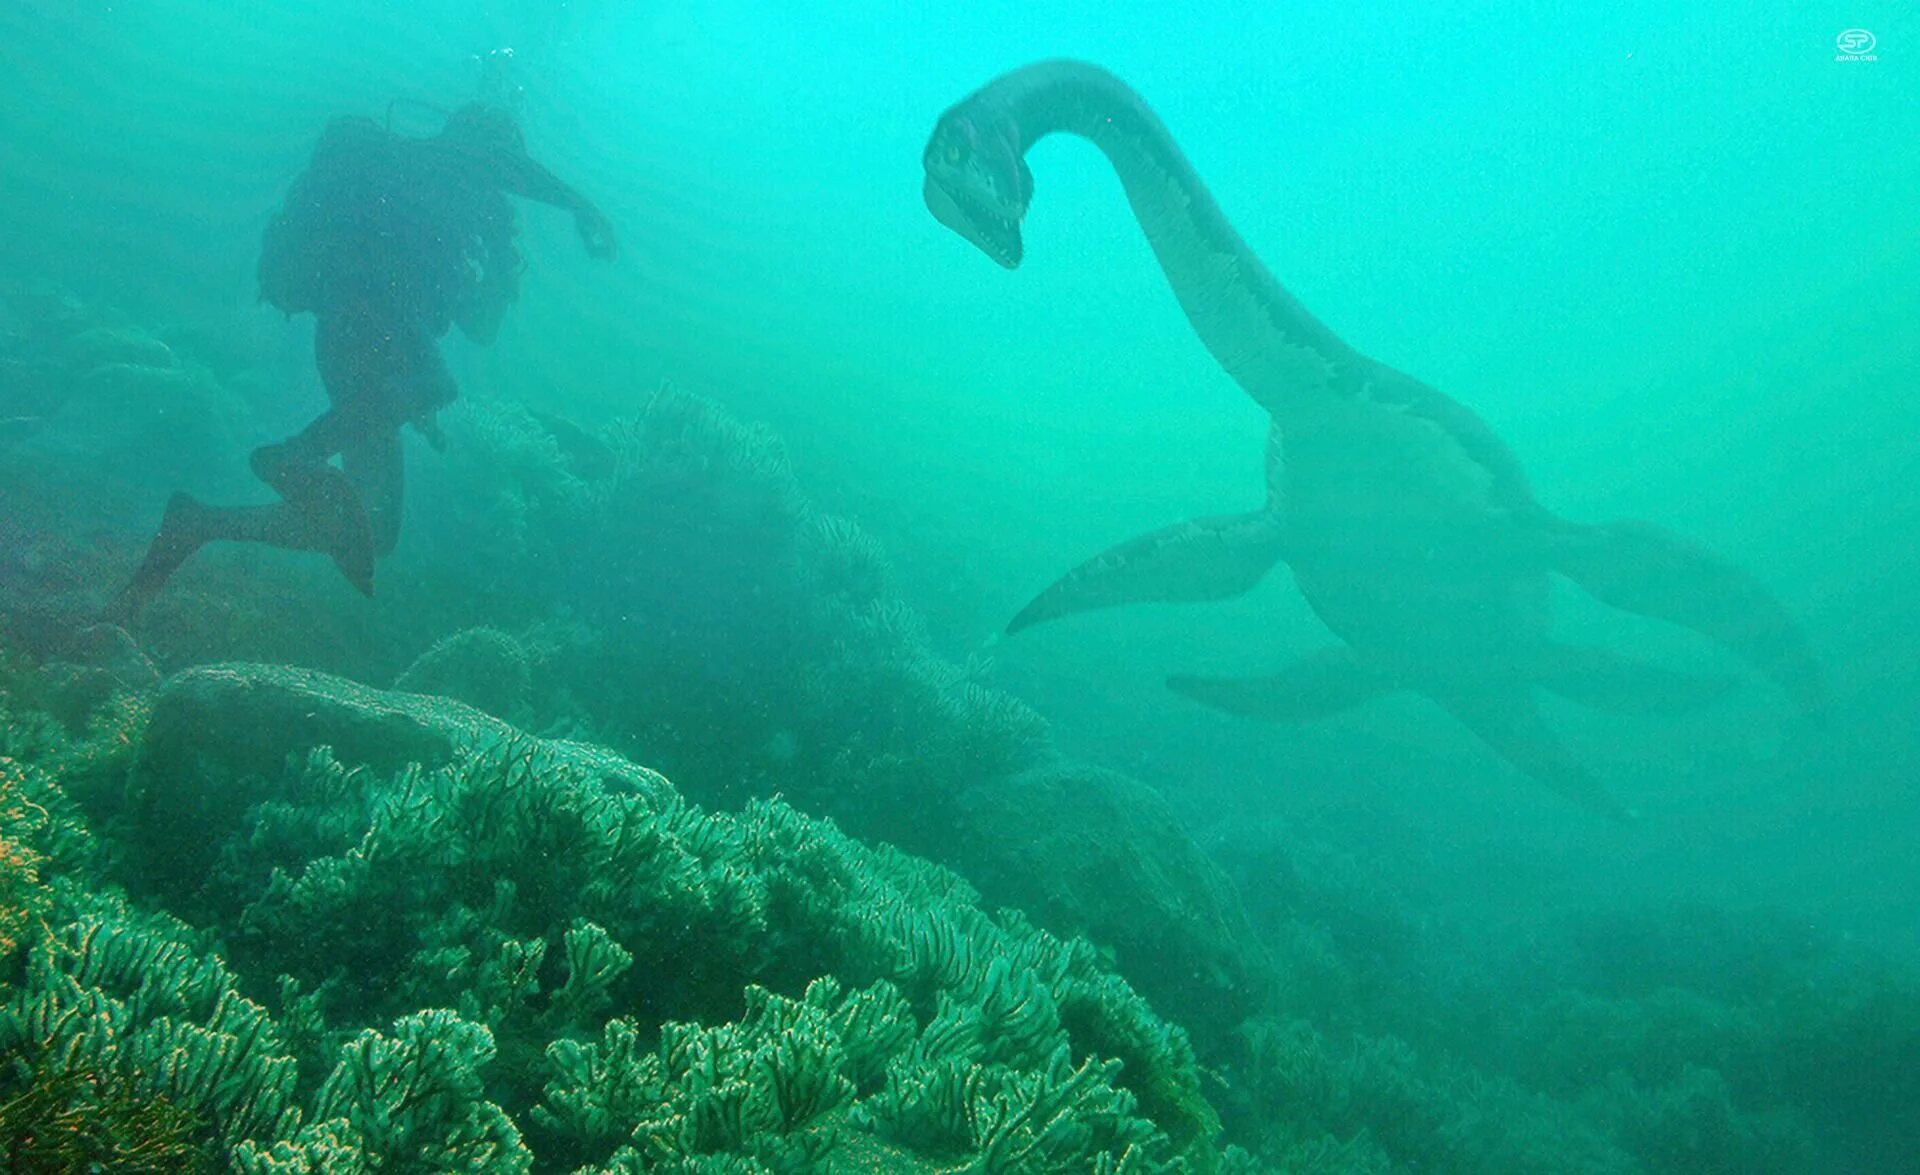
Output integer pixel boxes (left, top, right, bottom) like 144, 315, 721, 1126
108, 103, 615, 618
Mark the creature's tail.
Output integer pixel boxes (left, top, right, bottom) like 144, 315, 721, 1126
1543, 517, 1825, 723
1430, 685, 1639, 824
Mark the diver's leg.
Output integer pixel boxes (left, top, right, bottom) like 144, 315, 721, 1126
102, 389, 386, 620
246, 408, 378, 594
103, 493, 220, 623
105, 309, 447, 617
242, 312, 428, 591
104, 492, 364, 621
340, 320, 450, 557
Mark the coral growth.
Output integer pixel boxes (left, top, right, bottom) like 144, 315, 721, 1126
0, 762, 50, 961
0, 885, 297, 1161
105, 662, 1225, 1169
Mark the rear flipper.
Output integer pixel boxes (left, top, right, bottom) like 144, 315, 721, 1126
1430, 686, 1636, 823
1167, 646, 1395, 721
1007, 511, 1287, 635
1545, 518, 1825, 722
1533, 642, 1739, 716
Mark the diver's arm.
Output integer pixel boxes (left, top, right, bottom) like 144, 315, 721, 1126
492, 153, 617, 260
492, 151, 584, 210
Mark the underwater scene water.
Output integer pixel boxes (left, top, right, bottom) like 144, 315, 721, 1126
1, 1, 1916, 1170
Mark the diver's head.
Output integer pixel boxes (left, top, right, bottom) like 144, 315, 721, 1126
922, 99, 1032, 269
475, 46, 525, 112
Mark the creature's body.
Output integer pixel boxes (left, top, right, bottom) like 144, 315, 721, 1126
109, 103, 615, 619
924, 61, 1824, 818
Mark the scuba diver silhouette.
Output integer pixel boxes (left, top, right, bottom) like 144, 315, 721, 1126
108, 86, 615, 619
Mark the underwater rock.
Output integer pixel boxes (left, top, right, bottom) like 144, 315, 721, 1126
60, 325, 176, 373
142, 662, 488, 783
63, 622, 161, 685
131, 662, 669, 896
0, 358, 60, 423
956, 762, 1271, 1038
10, 358, 249, 500
394, 626, 534, 722
132, 664, 491, 897
0, 281, 99, 352
188, 663, 660, 792
29, 622, 160, 730
136, 660, 665, 793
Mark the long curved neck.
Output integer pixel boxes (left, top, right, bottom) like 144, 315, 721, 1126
976, 61, 1363, 415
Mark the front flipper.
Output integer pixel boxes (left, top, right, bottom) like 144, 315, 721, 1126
1532, 642, 1739, 717
1429, 686, 1635, 823
1007, 511, 1287, 634
1544, 518, 1825, 722
1166, 646, 1394, 721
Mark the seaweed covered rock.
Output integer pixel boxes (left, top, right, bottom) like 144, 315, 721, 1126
394, 626, 535, 723
539, 977, 1173, 1172
15, 342, 248, 494
128, 663, 667, 899
22, 622, 161, 732
1221, 1014, 1638, 1174
0, 292, 263, 627
122, 661, 1228, 1170
59, 324, 179, 372
956, 762, 1269, 1038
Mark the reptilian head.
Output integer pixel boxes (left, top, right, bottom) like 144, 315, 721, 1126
923, 104, 1032, 268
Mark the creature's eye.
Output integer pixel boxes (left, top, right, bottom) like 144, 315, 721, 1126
944, 144, 962, 164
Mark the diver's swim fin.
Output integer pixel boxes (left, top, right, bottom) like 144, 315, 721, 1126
1007, 511, 1288, 635
277, 460, 376, 596
103, 491, 214, 623
1429, 685, 1636, 823
1166, 647, 1395, 721
319, 493, 376, 596
1544, 518, 1824, 722
1532, 642, 1739, 716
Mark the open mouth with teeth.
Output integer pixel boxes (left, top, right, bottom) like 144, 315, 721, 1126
923, 175, 1024, 269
